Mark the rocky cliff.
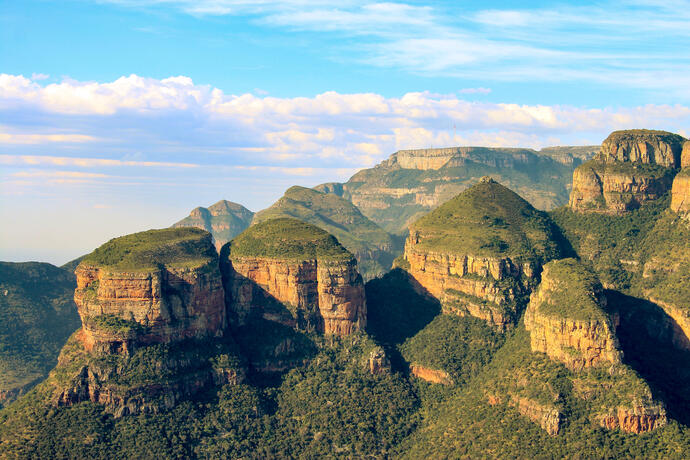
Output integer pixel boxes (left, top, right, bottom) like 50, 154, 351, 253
223, 218, 366, 337
43, 228, 245, 417
74, 228, 226, 354
671, 169, 690, 214
315, 145, 591, 235
401, 177, 566, 329
173, 200, 254, 251
599, 130, 686, 167
252, 186, 397, 280
569, 130, 684, 214
525, 259, 622, 370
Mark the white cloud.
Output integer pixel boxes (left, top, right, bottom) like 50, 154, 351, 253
0, 154, 199, 168
31, 73, 50, 81
0, 131, 96, 144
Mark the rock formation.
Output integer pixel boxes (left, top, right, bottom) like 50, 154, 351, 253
47, 228, 244, 417
521, 259, 666, 434
525, 259, 622, 370
74, 228, 226, 354
671, 169, 690, 214
599, 130, 685, 167
569, 130, 685, 214
173, 200, 254, 251
252, 186, 397, 280
401, 177, 565, 329
223, 218, 366, 337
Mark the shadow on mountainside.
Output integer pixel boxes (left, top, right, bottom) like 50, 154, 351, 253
607, 290, 690, 426
365, 268, 442, 372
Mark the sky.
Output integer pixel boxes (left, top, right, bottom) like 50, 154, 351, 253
1, 0, 690, 264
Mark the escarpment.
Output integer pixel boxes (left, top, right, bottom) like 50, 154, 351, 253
671, 169, 690, 214
223, 218, 366, 337
525, 259, 622, 369
48, 228, 244, 417
569, 130, 685, 214
401, 177, 566, 329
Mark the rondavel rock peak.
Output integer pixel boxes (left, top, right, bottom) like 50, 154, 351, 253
222, 218, 366, 337
399, 176, 567, 329
172, 200, 254, 251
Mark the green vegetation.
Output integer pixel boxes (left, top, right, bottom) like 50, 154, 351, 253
81, 227, 216, 271
172, 200, 254, 248
87, 314, 147, 337
253, 186, 397, 279
0, 262, 80, 407
410, 178, 569, 263
227, 217, 353, 261
536, 258, 609, 321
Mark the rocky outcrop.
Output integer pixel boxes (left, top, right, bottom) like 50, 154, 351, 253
410, 364, 454, 385
367, 347, 391, 375
598, 404, 667, 433
225, 256, 366, 336
671, 170, 690, 214
569, 130, 685, 214
511, 396, 563, 435
646, 297, 690, 351
223, 218, 366, 337
568, 160, 675, 214
599, 130, 686, 167
525, 260, 621, 370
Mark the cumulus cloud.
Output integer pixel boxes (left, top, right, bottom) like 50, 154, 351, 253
1, 74, 690, 178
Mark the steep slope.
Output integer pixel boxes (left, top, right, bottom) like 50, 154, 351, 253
222, 218, 366, 338
315, 145, 594, 235
0, 262, 81, 408
400, 177, 568, 329
569, 130, 685, 214
172, 200, 254, 251
252, 185, 397, 280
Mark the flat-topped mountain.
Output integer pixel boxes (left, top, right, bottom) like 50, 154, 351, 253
400, 177, 567, 329
569, 130, 686, 214
316, 145, 595, 234
172, 200, 254, 251
223, 218, 366, 337
252, 186, 397, 279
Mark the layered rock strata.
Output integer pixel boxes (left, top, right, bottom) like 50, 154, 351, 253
223, 218, 366, 337
569, 130, 685, 214
401, 177, 564, 329
671, 169, 690, 214
524, 260, 622, 370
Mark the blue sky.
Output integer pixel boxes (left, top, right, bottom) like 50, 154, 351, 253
2, 0, 690, 263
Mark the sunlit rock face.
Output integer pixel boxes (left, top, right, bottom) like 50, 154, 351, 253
223, 218, 366, 337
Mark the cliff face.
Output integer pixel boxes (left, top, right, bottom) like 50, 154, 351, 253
599, 130, 686, 167
401, 177, 565, 329
223, 218, 366, 337
74, 262, 225, 354
410, 365, 454, 385
568, 160, 675, 214
524, 260, 622, 370
173, 200, 254, 251
569, 130, 685, 214
226, 256, 366, 336
671, 169, 690, 214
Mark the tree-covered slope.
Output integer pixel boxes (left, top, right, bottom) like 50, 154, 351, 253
0, 262, 80, 408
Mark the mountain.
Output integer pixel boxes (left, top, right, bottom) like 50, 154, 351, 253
3, 132, 690, 458
315, 145, 596, 235
0, 262, 81, 408
172, 200, 254, 251
400, 176, 570, 330
252, 185, 397, 280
